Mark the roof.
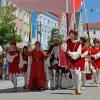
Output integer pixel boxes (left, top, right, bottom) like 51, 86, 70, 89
12, 0, 82, 17
83, 22, 100, 29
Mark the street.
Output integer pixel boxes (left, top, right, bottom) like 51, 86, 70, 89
0, 76, 100, 100
0, 0, 100, 100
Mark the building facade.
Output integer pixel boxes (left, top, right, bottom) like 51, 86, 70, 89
3, 0, 59, 49
37, 12, 58, 49
2, 0, 30, 45
83, 22, 100, 44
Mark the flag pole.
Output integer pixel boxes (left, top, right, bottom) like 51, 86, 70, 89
73, 0, 77, 30
83, 0, 90, 40
28, 11, 32, 46
66, 0, 69, 36
82, 0, 94, 68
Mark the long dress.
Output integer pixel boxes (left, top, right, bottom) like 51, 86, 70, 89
7, 50, 20, 74
27, 49, 46, 90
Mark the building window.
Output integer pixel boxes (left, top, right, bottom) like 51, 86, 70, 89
44, 18, 46, 20
40, 16, 42, 18
27, 14, 28, 18
48, 20, 50, 24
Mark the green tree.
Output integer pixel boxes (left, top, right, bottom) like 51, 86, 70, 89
0, 4, 22, 45
48, 28, 64, 48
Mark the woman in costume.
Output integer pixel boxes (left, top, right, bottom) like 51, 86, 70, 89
7, 41, 20, 92
91, 38, 100, 87
27, 41, 46, 90
19, 46, 28, 89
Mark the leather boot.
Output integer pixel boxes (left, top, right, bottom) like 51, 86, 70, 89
75, 88, 82, 95
94, 80, 99, 87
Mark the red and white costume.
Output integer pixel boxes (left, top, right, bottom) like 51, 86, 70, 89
20, 54, 28, 73
90, 46, 100, 86
7, 50, 20, 88
7, 50, 20, 74
19, 53, 28, 87
91, 47, 100, 70
80, 45, 89, 86
62, 38, 82, 90
80, 46, 89, 71
66, 39, 81, 69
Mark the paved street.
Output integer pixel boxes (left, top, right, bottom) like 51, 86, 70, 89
0, 76, 100, 100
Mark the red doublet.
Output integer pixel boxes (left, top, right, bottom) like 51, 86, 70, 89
21, 54, 28, 73
28, 49, 46, 90
8, 51, 20, 74
66, 39, 81, 69
80, 46, 89, 71
91, 47, 100, 69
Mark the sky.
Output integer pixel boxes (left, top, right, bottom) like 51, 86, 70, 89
79, 0, 100, 23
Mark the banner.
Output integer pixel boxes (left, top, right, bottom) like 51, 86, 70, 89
72, 0, 82, 12
32, 12, 37, 38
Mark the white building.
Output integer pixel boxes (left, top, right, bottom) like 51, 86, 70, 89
60, 13, 67, 38
83, 22, 100, 44
3, 0, 59, 49
37, 13, 58, 49
3, 0, 30, 46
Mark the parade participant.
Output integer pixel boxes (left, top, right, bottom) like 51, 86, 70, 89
91, 38, 100, 87
19, 46, 28, 89
44, 50, 51, 89
26, 43, 33, 87
47, 29, 67, 89
66, 29, 82, 94
0, 46, 3, 80
48, 31, 60, 89
7, 41, 20, 92
27, 41, 46, 90
80, 37, 89, 89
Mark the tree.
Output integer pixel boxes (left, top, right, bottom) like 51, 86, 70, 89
48, 28, 64, 48
0, 4, 22, 45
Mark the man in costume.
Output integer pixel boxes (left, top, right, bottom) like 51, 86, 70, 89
48, 29, 68, 89
80, 37, 90, 89
7, 41, 20, 92
90, 38, 100, 87
62, 29, 82, 94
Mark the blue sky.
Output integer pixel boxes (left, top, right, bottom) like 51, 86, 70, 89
79, 0, 100, 23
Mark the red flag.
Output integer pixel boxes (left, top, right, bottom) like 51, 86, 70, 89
72, 0, 82, 12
